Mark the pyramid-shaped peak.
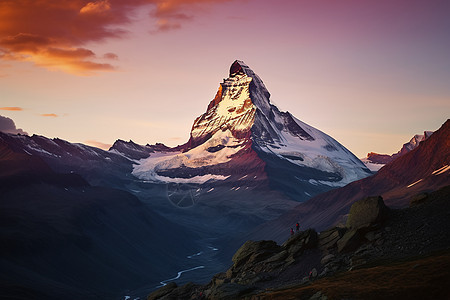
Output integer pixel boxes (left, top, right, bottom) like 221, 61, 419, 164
230, 60, 251, 77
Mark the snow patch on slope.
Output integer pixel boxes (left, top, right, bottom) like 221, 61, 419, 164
360, 157, 385, 172
255, 110, 370, 185
133, 129, 240, 183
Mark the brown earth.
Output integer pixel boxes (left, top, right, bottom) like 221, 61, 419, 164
252, 250, 450, 300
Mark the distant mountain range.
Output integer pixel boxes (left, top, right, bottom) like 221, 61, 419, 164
361, 131, 434, 171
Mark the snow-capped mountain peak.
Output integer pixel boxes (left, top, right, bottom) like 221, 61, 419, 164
132, 60, 372, 201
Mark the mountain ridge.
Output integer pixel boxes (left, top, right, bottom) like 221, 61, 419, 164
362, 131, 434, 171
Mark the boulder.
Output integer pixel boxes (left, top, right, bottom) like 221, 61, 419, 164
346, 196, 388, 231
320, 254, 335, 265
264, 250, 288, 263
410, 193, 429, 207
364, 231, 382, 242
211, 272, 228, 286
319, 227, 346, 251
337, 230, 362, 253
232, 240, 280, 268
282, 229, 318, 252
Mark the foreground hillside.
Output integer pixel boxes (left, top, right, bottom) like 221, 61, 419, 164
258, 252, 450, 300
148, 185, 450, 299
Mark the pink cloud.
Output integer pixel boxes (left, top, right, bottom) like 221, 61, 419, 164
0, 0, 233, 75
103, 52, 119, 60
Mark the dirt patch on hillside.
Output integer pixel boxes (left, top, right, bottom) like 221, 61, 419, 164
255, 251, 450, 300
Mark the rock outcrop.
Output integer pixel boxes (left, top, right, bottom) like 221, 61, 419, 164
346, 196, 388, 231
223, 229, 318, 287
148, 185, 450, 300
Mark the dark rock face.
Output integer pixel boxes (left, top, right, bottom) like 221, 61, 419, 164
229, 60, 245, 77
222, 229, 319, 288
409, 192, 429, 207
282, 229, 319, 256
346, 196, 388, 231
109, 139, 153, 160
279, 111, 314, 141
231, 240, 281, 269
318, 227, 346, 251
337, 229, 362, 253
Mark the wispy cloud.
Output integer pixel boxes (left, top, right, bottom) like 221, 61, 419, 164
40, 113, 58, 117
0, 0, 233, 75
85, 140, 112, 150
0, 107, 23, 111
103, 52, 119, 60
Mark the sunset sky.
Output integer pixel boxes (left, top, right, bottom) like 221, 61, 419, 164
1, 0, 449, 158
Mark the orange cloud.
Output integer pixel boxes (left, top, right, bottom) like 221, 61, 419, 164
80, 0, 111, 15
40, 113, 58, 117
0, 0, 233, 75
85, 140, 112, 150
0, 107, 23, 111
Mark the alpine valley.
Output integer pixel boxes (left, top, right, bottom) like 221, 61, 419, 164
1, 61, 449, 300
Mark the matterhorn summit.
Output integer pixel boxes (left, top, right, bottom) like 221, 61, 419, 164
133, 60, 371, 201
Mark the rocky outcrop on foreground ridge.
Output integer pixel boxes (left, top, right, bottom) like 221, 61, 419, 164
148, 185, 450, 299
